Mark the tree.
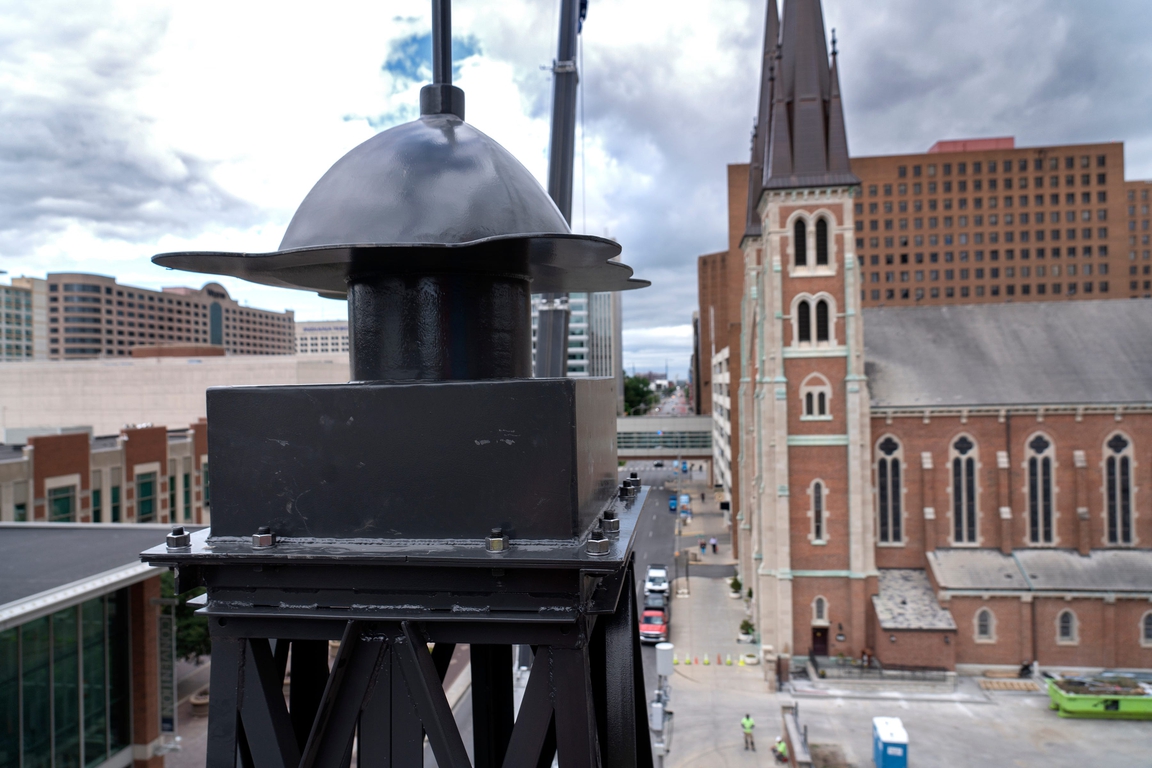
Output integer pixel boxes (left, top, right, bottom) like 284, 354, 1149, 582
624, 375, 658, 415
161, 571, 211, 663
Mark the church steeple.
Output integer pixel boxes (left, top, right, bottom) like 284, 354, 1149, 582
743, 0, 781, 240
762, 0, 858, 190
826, 30, 851, 174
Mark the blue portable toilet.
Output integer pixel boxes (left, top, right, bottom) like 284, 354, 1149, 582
872, 717, 908, 768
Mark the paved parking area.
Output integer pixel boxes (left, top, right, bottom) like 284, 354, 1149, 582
663, 576, 1152, 768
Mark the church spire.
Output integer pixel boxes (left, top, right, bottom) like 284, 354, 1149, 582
762, 0, 858, 190
744, 0, 781, 240
826, 30, 851, 174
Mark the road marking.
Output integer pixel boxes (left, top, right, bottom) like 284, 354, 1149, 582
648, 530, 653, 538
834, 697, 845, 707
955, 703, 976, 718
898, 700, 909, 709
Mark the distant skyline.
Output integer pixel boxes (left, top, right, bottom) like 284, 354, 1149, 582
3, 0, 1152, 379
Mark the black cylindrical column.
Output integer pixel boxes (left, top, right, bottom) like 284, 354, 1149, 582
348, 270, 532, 381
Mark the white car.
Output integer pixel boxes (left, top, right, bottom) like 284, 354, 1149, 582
644, 564, 669, 594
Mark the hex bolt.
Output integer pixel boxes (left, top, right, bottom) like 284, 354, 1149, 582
601, 508, 620, 534
586, 527, 610, 556
252, 526, 276, 549
630, 471, 639, 481
486, 527, 509, 553
166, 525, 191, 550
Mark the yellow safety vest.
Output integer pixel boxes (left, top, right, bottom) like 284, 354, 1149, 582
741, 717, 755, 734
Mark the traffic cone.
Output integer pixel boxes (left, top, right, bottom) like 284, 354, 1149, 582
684, 655, 691, 665
726, 654, 733, 666
694, 656, 700, 665
703, 654, 710, 665
673, 653, 679, 665
738, 656, 745, 666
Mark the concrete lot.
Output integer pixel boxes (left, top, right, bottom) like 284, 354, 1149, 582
664, 574, 1152, 768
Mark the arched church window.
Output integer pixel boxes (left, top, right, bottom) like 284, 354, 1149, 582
800, 374, 832, 420
812, 480, 826, 542
816, 217, 829, 265
797, 300, 811, 343
815, 300, 830, 342
976, 608, 994, 641
1057, 610, 1078, 644
1027, 434, 1055, 544
876, 436, 903, 543
794, 219, 808, 267
1105, 433, 1133, 545
952, 436, 978, 544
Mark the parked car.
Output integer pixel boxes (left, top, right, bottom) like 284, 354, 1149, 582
653, 461, 664, 468
644, 564, 669, 594
638, 609, 668, 643
644, 591, 672, 621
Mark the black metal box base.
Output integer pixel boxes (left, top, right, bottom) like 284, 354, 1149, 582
206, 376, 617, 540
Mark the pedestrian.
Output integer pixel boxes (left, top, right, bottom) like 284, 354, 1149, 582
698, 538, 706, 555
701, 492, 705, 503
710, 536, 718, 554
741, 713, 755, 751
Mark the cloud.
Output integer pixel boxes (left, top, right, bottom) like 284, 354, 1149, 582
0, 0, 262, 259
4, 0, 1152, 380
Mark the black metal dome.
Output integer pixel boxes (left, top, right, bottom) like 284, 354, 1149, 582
153, 113, 647, 299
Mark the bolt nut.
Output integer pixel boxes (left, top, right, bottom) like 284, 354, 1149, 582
486, 527, 509, 553
252, 526, 275, 549
630, 471, 639, 480
601, 509, 620, 533
586, 528, 610, 556
166, 525, 191, 550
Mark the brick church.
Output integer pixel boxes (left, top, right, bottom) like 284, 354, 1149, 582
732, 0, 1152, 672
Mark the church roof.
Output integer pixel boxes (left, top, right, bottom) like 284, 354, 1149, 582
742, 0, 780, 241
761, 0, 859, 191
872, 569, 957, 631
928, 548, 1152, 593
864, 300, 1152, 408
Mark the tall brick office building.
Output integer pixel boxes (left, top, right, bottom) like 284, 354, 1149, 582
719, 0, 1152, 674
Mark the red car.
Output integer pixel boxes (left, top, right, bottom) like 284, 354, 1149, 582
639, 609, 668, 643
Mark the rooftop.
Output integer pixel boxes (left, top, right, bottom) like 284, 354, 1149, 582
0, 524, 184, 630
928, 548, 1152, 593
871, 569, 956, 630
864, 300, 1152, 408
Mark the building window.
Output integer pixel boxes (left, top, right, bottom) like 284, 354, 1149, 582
815, 299, 830, 342
183, 472, 192, 522
816, 218, 829, 266
794, 219, 808, 267
975, 608, 995, 643
169, 459, 177, 522
1026, 434, 1055, 545
136, 472, 156, 523
2, 591, 132, 768
1105, 433, 1134, 545
48, 486, 76, 523
800, 374, 833, 420
1057, 609, 1078, 645
811, 480, 827, 543
797, 301, 811, 343
813, 596, 828, 626
951, 436, 978, 544
1142, 612, 1152, 647
876, 436, 903, 543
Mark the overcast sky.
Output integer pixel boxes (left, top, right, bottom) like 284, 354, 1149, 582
2, 0, 1151, 378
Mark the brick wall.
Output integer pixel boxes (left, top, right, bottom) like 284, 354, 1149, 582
130, 576, 163, 768
28, 432, 90, 522
121, 426, 169, 523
